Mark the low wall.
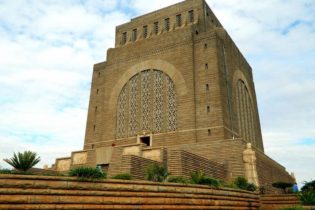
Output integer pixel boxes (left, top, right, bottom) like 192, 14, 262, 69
122, 155, 162, 179
260, 194, 301, 210
256, 150, 294, 194
0, 174, 260, 209
180, 150, 227, 180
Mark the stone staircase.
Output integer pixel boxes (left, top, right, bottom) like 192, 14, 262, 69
0, 174, 260, 209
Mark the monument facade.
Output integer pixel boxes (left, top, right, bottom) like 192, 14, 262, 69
53, 0, 293, 192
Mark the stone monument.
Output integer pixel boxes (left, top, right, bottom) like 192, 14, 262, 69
52, 0, 294, 193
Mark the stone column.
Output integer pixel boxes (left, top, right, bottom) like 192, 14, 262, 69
243, 143, 259, 186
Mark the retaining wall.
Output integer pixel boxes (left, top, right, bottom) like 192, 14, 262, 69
0, 174, 259, 209
260, 194, 301, 210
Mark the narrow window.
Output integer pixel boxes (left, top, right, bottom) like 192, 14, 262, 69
195, 30, 199, 35
164, 18, 170, 31
96, 89, 99, 94
205, 63, 208, 69
208, 129, 211, 136
143, 25, 148, 38
93, 125, 96, 131
92, 144, 94, 149
176, 14, 182, 27
207, 106, 210, 112
206, 84, 209, 91
188, 10, 194, 23
95, 106, 98, 112
132, 28, 137, 41
153, 22, 159, 34
204, 43, 208, 48
122, 32, 127, 45
98, 72, 101, 77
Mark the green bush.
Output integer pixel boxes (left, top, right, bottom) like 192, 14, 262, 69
0, 169, 11, 174
111, 173, 132, 180
69, 167, 106, 179
3, 151, 40, 172
233, 177, 257, 192
145, 164, 168, 182
190, 170, 206, 184
272, 182, 293, 194
167, 176, 189, 184
301, 180, 315, 192
190, 171, 220, 187
246, 183, 257, 191
234, 177, 248, 189
200, 177, 220, 187
298, 190, 315, 205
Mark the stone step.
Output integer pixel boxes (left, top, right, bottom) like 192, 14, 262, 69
0, 188, 258, 203
0, 194, 259, 206
0, 204, 257, 210
0, 174, 260, 210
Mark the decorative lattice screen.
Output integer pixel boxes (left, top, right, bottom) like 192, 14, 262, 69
116, 69, 176, 138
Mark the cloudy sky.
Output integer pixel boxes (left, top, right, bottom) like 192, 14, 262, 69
0, 0, 314, 185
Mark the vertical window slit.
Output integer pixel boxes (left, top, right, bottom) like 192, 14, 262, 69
188, 10, 194, 23
143, 25, 148, 38
164, 18, 170, 31
153, 22, 159, 34
122, 32, 127, 45
176, 14, 182, 27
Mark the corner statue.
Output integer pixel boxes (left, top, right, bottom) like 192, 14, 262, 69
243, 143, 259, 187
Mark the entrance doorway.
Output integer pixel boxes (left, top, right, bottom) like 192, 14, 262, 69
140, 136, 151, 146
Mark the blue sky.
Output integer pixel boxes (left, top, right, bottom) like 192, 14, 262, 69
0, 0, 314, 185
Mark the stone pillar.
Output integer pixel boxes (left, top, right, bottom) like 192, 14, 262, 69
243, 143, 259, 186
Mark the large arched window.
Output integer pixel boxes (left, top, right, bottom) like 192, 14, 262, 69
116, 69, 176, 138
236, 80, 257, 147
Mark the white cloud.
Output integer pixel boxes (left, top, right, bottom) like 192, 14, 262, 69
0, 0, 128, 168
0, 0, 314, 186
209, 0, 315, 184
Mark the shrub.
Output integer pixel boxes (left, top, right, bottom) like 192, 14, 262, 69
111, 173, 132, 180
298, 190, 315, 205
190, 170, 206, 184
272, 182, 293, 194
190, 171, 220, 187
246, 183, 257, 192
233, 177, 257, 192
167, 176, 189, 184
200, 177, 220, 187
234, 177, 248, 189
3, 151, 40, 172
0, 169, 11, 174
69, 167, 106, 179
145, 164, 168, 182
301, 180, 315, 192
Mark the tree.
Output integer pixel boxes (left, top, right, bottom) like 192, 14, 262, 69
3, 151, 40, 172
272, 182, 293, 194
